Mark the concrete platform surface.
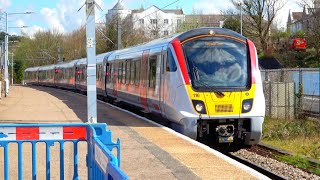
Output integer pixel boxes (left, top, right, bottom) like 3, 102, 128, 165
0, 86, 268, 179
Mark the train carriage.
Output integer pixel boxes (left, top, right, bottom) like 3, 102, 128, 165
54, 60, 79, 90
38, 64, 55, 87
25, 27, 265, 148
75, 58, 87, 92
25, 66, 40, 85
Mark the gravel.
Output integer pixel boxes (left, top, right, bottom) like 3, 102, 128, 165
231, 149, 320, 180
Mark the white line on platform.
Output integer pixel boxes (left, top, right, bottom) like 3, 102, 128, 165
63, 89, 270, 179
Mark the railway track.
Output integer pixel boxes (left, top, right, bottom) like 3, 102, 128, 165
225, 152, 287, 179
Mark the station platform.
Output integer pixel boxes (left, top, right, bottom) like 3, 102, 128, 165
0, 86, 268, 179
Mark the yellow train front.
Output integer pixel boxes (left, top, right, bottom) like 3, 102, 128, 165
160, 28, 265, 147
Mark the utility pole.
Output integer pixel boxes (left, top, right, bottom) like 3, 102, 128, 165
4, 12, 9, 96
240, 5, 243, 35
11, 52, 13, 85
58, 47, 61, 63
86, 0, 97, 123
3, 11, 33, 96
117, 11, 122, 50
237, 1, 243, 35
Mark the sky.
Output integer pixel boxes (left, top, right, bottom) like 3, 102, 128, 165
0, 0, 301, 37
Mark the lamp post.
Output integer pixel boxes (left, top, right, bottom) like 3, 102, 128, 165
237, 1, 243, 35
3, 11, 33, 96
11, 52, 13, 85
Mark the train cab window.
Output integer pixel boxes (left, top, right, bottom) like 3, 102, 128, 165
166, 49, 177, 72
148, 55, 157, 88
182, 36, 249, 89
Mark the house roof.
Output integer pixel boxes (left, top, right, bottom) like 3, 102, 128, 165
292, 12, 303, 21
111, 1, 126, 10
131, 5, 184, 15
163, 9, 184, 15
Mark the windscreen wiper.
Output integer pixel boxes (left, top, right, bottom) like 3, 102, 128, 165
193, 67, 225, 97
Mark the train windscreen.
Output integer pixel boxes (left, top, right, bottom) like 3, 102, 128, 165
182, 36, 249, 90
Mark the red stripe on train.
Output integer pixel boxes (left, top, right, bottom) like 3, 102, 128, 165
171, 38, 190, 85
247, 39, 257, 84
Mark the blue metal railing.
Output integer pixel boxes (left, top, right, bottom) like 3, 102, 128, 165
0, 123, 128, 180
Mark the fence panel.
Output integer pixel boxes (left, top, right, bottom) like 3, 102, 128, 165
0, 123, 128, 180
261, 68, 320, 119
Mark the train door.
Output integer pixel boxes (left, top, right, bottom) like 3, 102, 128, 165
160, 48, 167, 116
140, 50, 150, 112
113, 56, 119, 97
105, 61, 114, 96
105, 62, 109, 96
147, 47, 163, 113
75, 65, 80, 90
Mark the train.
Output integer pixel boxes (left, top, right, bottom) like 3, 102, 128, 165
25, 27, 265, 147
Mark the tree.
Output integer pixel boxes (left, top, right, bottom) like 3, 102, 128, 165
146, 12, 168, 39
223, 17, 241, 33
221, 9, 242, 34
121, 15, 149, 47
230, 0, 285, 55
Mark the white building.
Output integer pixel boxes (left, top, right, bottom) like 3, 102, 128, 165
106, 1, 131, 20
106, 2, 185, 38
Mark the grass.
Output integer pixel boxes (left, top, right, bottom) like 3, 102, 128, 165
275, 154, 320, 175
262, 117, 320, 175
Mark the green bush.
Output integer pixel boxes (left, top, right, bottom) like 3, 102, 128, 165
262, 118, 320, 141
14, 59, 26, 84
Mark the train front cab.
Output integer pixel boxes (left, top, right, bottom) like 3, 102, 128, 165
170, 28, 265, 146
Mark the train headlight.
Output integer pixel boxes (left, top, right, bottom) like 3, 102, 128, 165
196, 104, 204, 112
242, 99, 253, 113
192, 100, 207, 114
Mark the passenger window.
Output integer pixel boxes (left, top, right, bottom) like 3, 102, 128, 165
166, 49, 177, 72
126, 60, 130, 84
130, 60, 134, 84
134, 60, 140, 85
122, 62, 126, 84
148, 55, 157, 88
118, 62, 122, 83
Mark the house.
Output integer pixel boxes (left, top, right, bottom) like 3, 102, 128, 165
106, 2, 185, 38
287, 0, 320, 34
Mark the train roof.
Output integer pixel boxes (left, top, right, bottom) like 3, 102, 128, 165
176, 27, 246, 42
55, 59, 79, 69
97, 52, 112, 64
75, 58, 87, 65
38, 64, 55, 71
25, 66, 40, 72
107, 27, 246, 58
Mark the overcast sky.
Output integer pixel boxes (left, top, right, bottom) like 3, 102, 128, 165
0, 0, 301, 37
